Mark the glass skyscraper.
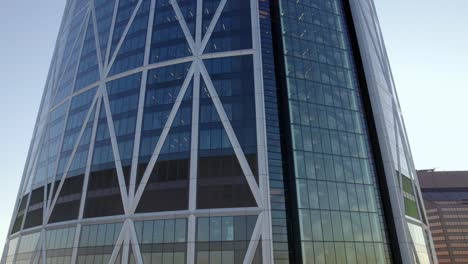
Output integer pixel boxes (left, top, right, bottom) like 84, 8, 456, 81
2, 0, 436, 263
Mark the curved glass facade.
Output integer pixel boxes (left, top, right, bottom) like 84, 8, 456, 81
2, 0, 435, 263
3, 0, 271, 263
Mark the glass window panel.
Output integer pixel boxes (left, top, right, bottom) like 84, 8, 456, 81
197, 252, 209, 264
321, 211, 333, 241
222, 217, 234, 241
307, 180, 319, 209
351, 213, 363, 242
297, 180, 310, 208
175, 219, 187, 242
143, 221, 154, 244
105, 223, 116, 246
154, 220, 164, 243
318, 181, 329, 209
91, 225, 104, 247
327, 182, 339, 210
162, 252, 174, 264
88, 224, 98, 247
299, 210, 312, 241
314, 242, 326, 264
80, 226, 90, 247
163, 220, 175, 243
222, 251, 234, 264
361, 213, 373, 242
331, 211, 344, 241
174, 252, 185, 264
302, 242, 314, 264
151, 253, 162, 264
210, 217, 222, 241
335, 242, 346, 263
197, 218, 209, 242
209, 251, 222, 263
311, 210, 323, 241
345, 242, 357, 264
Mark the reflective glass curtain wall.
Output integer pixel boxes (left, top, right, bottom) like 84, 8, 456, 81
272, 0, 437, 262
3, 0, 275, 263
277, 0, 393, 263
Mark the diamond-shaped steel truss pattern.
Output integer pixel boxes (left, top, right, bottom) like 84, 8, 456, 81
3, 0, 272, 263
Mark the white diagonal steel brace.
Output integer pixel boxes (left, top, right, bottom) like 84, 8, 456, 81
77, 96, 102, 220
104, 0, 121, 68
199, 0, 227, 55
249, 0, 273, 261
169, 0, 196, 54
40, 228, 46, 264
71, 97, 102, 264
100, 84, 131, 214
70, 224, 82, 264
131, 62, 196, 213
128, 220, 144, 264
31, 229, 44, 264
46, 98, 73, 212
129, 0, 156, 205
243, 213, 263, 264
46, 92, 101, 223
91, 0, 105, 77
198, 60, 262, 207
122, 229, 130, 264
107, 221, 127, 264
105, 0, 144, 77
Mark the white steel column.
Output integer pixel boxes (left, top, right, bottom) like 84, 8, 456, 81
250, 0, 274, 261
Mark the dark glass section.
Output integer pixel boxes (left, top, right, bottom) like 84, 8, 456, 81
48, 175, 84, 223
195, 215, 258, 263
134, 218, 187, 263
23, 187, 44, 229
74, 17, 100, 92
203, 0, 252, 53
84, 168, 125, 217
149, 0, 192, 63
136, 64, 192, 213
108, 0, 150, 76
11, 194, 29, 234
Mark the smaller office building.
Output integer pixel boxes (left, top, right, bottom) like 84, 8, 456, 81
418, 170, 468, 263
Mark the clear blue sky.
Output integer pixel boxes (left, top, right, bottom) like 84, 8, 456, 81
0, 0, 467, 249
